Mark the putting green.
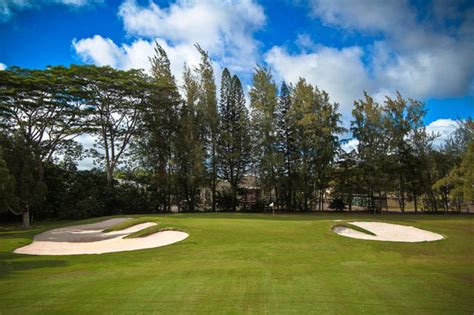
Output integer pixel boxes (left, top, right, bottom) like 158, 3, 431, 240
1, 213, 473, 313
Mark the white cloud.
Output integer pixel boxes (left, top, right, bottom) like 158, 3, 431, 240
117, 0, 265, 72
266, 1, 474, 126
0, 63, 6, 70
265, 45, 371, 122
310, 0, 414, 33
73, 0, 265, 90
75, 134, 98, 170
73, 35, 123, 68
341, 139, 359, 153
0, 0, 102, 22
311, 0, 474, 98
425, 118, 458, 146
72, 35, 202, 84
340, 119, 458, 153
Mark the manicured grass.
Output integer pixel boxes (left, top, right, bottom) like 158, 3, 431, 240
333, 222, 377, 235
1, 213, 473, 313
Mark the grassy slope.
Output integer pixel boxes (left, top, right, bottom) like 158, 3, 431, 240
102, 217, 159, 232
102, 216, 185, 238
0, 213, 473, 314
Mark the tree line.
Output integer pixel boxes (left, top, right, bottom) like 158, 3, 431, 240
0, 42, 472, 227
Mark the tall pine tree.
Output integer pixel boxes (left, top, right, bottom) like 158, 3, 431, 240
249, 66, 281, 206
218, 69, 251, 211
195, 44, 219, 211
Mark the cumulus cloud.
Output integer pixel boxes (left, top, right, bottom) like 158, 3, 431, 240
425, 118, 458, 146
73, 0, 264, 87
309, 0, 414, 33
267, 0, 474, 124
118, 0, 265, 72
0, 63, 6, 70
72, 35, 202, 85
0, 0, 102, 22
74, 134, 98, 170
340, 119, 458, 153
341, 139, 359, 153
265, 45, 371, 122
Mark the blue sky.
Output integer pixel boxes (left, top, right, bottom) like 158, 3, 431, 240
1, 0, 473, 131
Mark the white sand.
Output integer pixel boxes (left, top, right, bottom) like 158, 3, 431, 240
333, 221, 444, 242
14, 218, 189, 255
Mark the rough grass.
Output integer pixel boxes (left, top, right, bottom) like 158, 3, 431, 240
1, 213, 473, 313
333, 222, 377, 236
103, 217, 159, 232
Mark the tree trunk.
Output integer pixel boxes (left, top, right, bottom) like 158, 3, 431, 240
414, 193, 418, 212
349, 193, 352, 212
371, 190, 375, 214
167, 163, 172, 212
399, 190, 405, 213
106, 165, 114, 186
233, 186, 238, 212
211, 144, 217, 212
37, 159, 45, 181
22, 210, 30, 229
443, 189, 448, 214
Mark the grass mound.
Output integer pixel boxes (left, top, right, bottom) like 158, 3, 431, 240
333, 222, 376, 236
103, 217, 184, 238
103, 217, 159, 232
124, 225, 184, 239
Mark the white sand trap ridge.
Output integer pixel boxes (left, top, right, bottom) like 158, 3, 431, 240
15, 218, 189, 255
333, 221, 444, 242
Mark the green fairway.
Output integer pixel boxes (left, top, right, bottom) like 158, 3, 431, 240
1, 213, 473, 314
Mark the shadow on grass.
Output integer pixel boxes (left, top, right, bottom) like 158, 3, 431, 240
0, 252, 67, 279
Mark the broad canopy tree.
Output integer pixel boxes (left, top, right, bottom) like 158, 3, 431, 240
0, 66, 87, 180
76, 65, 150, 186
0, 133, 47, 228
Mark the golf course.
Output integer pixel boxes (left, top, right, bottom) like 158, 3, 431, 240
1, 213, 473, 314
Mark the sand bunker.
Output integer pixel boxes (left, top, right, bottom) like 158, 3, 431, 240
15, 218, 189, 255
333, 221, 444, 242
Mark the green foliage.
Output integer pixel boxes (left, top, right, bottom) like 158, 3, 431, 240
287, 79, 343, 211
0, 44, 469, 217
434, 142, 474, 201
174, 65, 206, 212
75, 65, 151, 185
0, 145, 16, 213
218, 69, 252, 211
0, 133, 47, 227
250, 66, 280, 203
194, 45, 219, 212
135, 41, 181, 211
0, 66, 87, 180
276, 82, 298, 209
